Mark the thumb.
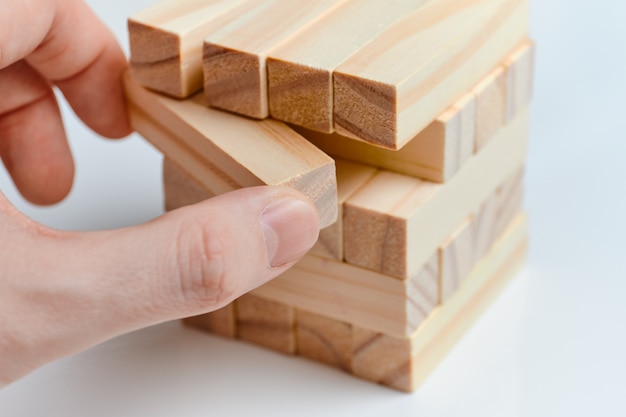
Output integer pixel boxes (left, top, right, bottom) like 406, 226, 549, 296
0, 186, 319, 385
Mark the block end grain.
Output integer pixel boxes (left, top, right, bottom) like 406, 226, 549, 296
203, 42, 266, 119
268, 59, 333, 133
334, 72, 398, 150
128, 20, 185, 98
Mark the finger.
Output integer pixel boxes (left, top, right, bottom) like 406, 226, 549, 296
1, 186, 320, 383
1, 0, 131, 138
0, 61, 74, 205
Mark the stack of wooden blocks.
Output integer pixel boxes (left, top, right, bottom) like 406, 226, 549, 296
124, 0, 534, 392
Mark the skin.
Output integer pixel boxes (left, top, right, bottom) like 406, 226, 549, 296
0, 0, 320, 386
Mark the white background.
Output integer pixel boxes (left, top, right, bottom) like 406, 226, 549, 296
1, 0, 626, 415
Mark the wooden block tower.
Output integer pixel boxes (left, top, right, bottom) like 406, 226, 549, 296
125, 0, 534, 392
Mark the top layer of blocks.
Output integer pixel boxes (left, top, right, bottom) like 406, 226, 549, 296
128, 0, 530, 151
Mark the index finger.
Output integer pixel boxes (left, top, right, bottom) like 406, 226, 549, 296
0, 0, 131, 138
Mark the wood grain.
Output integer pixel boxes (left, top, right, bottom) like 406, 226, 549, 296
342, 108, 529, 279
347, 212, 527, 392
125, 73, 338, 228
128, 0, 260, 98
309, 160, 377, 260
472, 166, 524, 262
351, 328, 413, 391
439, 217, 474, 303
252, 247, 440, 338
472, 65, 506, 152
203, 0, 347, 118
236, 294, 296, 354
296, 310, 352, 371
504, 40, 535, 122
333, 0, 529, 149
408, 213, 527, 390
267, 0, 430, 133
297, 91, 476, 183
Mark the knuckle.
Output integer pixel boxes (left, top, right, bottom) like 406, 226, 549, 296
174, 218, 240, 309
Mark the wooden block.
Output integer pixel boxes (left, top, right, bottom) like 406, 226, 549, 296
203, 0, 348, 118
472, 66, 506, 152
351, 328, 413, 391
310, 160, 377, 260
439, 217, 474, 303
163, 158, 214, 211
236, 294, 296, 354
128, 0, 259, 98
349, 212, 527, 392
252, 248, 439, 339
492, 167, 525, 240
296, 310, 352, 371
297, 91, 476, 183
183, 304, 237, 339
164, 155, 374, 261
333, 0, 529, 149
267, 0, 430, 133
503, 40, 535, 122
406, 252, 440, 330
343, 108, 529, 279
408, 212, 527, 390
124, 73, 338, 228
473, 166, 524, 262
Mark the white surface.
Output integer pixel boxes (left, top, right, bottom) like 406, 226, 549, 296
1, 0, 626, 415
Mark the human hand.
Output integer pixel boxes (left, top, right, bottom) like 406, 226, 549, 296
0, 0, 320, 386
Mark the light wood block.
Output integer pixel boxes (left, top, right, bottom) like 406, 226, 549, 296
504, 40, 535, 122
124, 73, 338, 228
407, 213, 527, 390
310, 160, 377, 260
343, 108, 529, 279
186, 213, 527, 391
340, 213, 527, 391
296, 91, 475, 183
296, 310, 352, 371
334, 0, 529, 149
472, 65, 506, 152
351, 328, 412, 391
183, 304, 237, 338
236, 294, 296, 354
252, 249, 438, 339
439, 217, 474, 303
473, 166, 524, 262
267, 0, 430, 133
128, 0, 260, 98
163, 158, 214, 211
203, 0, 348, 118
349, 212, 527, 391
163, 157, 376, 263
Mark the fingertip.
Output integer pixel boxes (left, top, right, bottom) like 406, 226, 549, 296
261, 197, 320, 268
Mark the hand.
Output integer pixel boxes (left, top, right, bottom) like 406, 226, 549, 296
0, 0, 320, 386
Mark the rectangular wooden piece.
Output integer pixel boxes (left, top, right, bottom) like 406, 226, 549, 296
125, 73, 338, 228
128, 0, 260, 97
203, 0, 348, 118
343, 108, 529, 279
236, 294, 296, 354
333, 0, 529, 149
504, 40, 535, 122
296, 310, 352, 371
472, 65, 506, 152
310, 160, 377, 260
297, 91, 476, 183
267, 0, 430, 133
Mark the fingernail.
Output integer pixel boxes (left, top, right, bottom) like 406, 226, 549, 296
261, 198, 320, 268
